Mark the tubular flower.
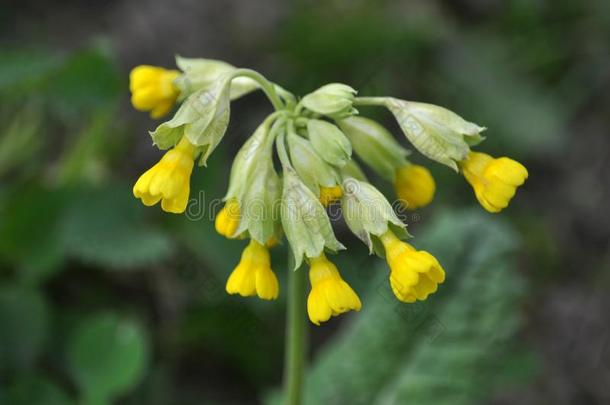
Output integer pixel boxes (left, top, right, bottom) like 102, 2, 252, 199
319, 185, 343, 207
215, 198, 241, 238
380, 230, 445, 303
307, 253, 361, 325
394, 164, 435, 210
133, 137, 196, 214
226, 239, 279, 300
460, 151, 528, 213
130, 65, 180, 119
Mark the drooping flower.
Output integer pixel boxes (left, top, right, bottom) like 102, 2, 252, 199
215, 198, 241, 238
380, 230, 445, 303
306, 253, 361, 325
130, 65, 180, 119
394, 164, 436, 210
133, 136, 196, 213
461, 151, 528, 213
226, 239, 279, 300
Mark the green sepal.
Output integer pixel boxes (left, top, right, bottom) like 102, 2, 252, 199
300, 83, 357, 118
280, 166, 345, 269
174, 56, 258, 101
384, 98, 486, 171
337, 116, 409, 181
340, 178, 406, 253
306, 119, 352, 167
286, 132, 339, 196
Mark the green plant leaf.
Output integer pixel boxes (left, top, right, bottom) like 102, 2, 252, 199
4, 374, 73, 405
68, 312, 149, 404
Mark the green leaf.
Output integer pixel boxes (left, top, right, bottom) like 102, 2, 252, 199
68, 312, 149, 403
287, 209, 531, 405
4, 374, 73, 405
59, 185, 174, 270
0, 285, 49, 370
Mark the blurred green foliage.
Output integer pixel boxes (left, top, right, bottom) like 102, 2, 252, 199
1, 0, 607, 403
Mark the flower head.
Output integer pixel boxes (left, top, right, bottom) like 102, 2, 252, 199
215, 198, 241, 238
461, 151, 528, 213
307, 253, 361, 325
130, 65, 180, 119
226, 239, 279, 300
394, 164, 436, 210
380, 230, 445, 303
133, 137, 196, 214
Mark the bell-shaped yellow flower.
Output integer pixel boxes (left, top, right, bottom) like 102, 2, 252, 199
226, 239, 279, 300
133, 137, 196, 214
215, 198, 241, 238
461, 151, 528, 213
307, 253, 361, 325
129, 65, 180, 119
394, 164, 435, 210
380, 230, 445, 303
319, 185, 343, 207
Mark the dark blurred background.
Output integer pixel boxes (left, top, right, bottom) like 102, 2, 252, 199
1, 0, 609, 404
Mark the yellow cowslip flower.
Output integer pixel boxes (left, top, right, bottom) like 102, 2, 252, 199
129, 65, 180, 119
226, 239, 279, 300
307, 253, 361, 325
319, 185, 343, 207
394, 164, 435, 210
380, 230, 445, 303
133, 137, 196, 214
460, 151, 528, 213
215, 198, 241, 238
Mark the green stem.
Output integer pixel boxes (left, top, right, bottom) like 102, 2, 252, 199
353, 96, 389, 107
231, 68, 289, 111
284, 259, 308, 405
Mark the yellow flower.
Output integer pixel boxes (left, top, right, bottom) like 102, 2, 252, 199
226, 239, 279, 300
380, 230, 445, 303
133, 137, 196, 214
215, 198, 241, 238
394, 164, 435, 210
319, 185, 343, 207
461, 151, 528, 213
307, 253, 361, 325
129, 65, 180, 119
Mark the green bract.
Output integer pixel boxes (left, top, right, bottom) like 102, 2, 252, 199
384, 99, 485, 171
338, 116, 409, 181
280, 166, 345, 269
300, 83, 357, 118
341, 178, 407, 252
306, 119, 352, 167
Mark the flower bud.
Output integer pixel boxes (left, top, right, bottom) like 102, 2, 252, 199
385, 99, 485, 171
337, 116, 408, 181
341, 178, 407, 252
306, 119, 352, 167
394, 164, 436, 210
460, 151, 528, 213
300, 83, 357, 118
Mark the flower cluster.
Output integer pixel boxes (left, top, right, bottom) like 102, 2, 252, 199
129, 57, 528, 325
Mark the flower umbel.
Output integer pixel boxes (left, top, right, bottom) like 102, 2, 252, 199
461, 151, 528, 213
215, 198, 241, 238
226, 239, 279, 300
380, 230, 445, 303
133, 136, 196, 214
130, 65, 180, 119
306, 253, 361, 325
394, 164, 435, 210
